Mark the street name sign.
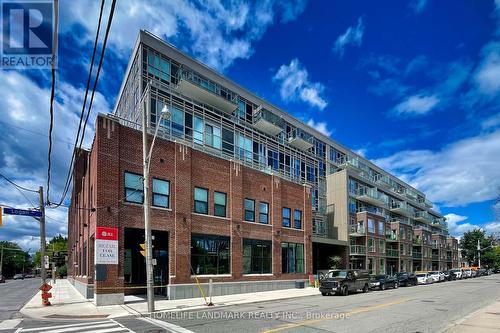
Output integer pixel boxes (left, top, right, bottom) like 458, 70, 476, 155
3, 208, 42, 217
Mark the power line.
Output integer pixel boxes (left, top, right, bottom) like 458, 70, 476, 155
50, 0, 116, 208
0, 172, 38, 193
46, 0, 59, 204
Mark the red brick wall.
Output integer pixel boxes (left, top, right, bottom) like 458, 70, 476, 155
68, 115, 313, 295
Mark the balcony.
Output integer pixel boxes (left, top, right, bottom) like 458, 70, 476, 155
431, 243, 439, 249
356, 206, 387, 219
356, 187, 388, 207
386, 232, 398, 242
432, 218, 448, 229
414, 211, 433, 224
386, 249, 399, 257
390, 201, 414, 217
177, 75, 238, 115
413, 238, 422, 246
338, 156, 362, 172
376, 175, 393, 189
424, 198, 433, 208
432, 254, 439, 261
349, 224, 366, 236
446, 256, 452, 262
405, 189, 418, 201
390, 217, 411, 225
350, 245, 366, 256
287, 129, 314, 151
253, 106, 284, 136
412, 252, 422, 259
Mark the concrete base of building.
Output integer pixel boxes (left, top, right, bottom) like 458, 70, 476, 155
168, 279, 307, 300
94, 292, 124, 306
68, 277, 94, 299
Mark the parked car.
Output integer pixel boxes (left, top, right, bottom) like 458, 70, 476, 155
450, 268, 463, 279
462, 268, 472, 278
13, 274, 24, 280
428, 271, 441, 283
24, 274, 34, 278
319, 269, 370, 296
395, 272, 417, 286
476, 269, 487, 277
471, 269, 477, 278
0, 275, 5, 283
443, 270, 456, 281
370, 275, 399, 290
416, 272, 433, 284
493, 268, 500, 274
438, 271, 446, 282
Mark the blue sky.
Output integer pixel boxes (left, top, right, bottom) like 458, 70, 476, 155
1, 0, 500, 250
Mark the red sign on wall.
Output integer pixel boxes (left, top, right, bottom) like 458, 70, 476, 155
96, 227, 118, 241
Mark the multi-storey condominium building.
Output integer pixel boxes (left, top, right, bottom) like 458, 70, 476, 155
67, 30, 458, 305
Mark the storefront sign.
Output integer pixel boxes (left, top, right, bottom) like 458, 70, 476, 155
95, 227, 118, 264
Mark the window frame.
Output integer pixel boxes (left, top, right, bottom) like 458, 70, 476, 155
152, 178, 170, 208
194, 187, 209, 214
243, 239, 272, 274
214, 191, 227, 217
293, 210, 302, 229
281, 242, 304, 274
282, 207, 291, 228
259, 202, 269, 224
124, 171, 144, 204
244, 198, 255, 222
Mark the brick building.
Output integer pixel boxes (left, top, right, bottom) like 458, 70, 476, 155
68, 115, 312, 305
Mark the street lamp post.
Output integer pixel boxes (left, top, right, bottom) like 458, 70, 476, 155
142, 86, 171, 313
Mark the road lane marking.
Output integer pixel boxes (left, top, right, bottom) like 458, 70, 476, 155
0, 319, 22, 330
260, 297, 412, 333
19, 320, 111, 331
140, 317, 195, 333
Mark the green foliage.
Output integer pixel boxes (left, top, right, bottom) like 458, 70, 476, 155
0, 241, 31, 278
460, 229, 496, 267
328, 255, 343, 269
33, 234, 68, 268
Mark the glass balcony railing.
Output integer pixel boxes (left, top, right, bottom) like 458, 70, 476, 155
286, 129, 314, 151
390, 201, 414, 217
414, 211, 433, 223
386, 249, 399, 257
432, 254, 439, 260
356, 206, 388, 219
350, 245, 366, 255
386, 233, 398, 241
413, 238, 422, 245
356, 187, 388, 207
349, 224, 366, 235
412, 252, 422, 259
253, 107, 284, 136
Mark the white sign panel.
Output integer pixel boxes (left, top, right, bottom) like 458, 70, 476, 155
95, 239, 119, 264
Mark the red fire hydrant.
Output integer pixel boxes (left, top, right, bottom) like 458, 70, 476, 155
40, 283, 52, 306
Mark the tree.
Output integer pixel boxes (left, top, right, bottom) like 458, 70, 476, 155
328, 255, 343, 269
0, 241, 31, 278
34, 234, 68, 268
460, 229, 494, 266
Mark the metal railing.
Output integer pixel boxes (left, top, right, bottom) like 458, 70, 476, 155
349, 224, 366, 235
386, 249, 399, 257
350, 245, 366, 255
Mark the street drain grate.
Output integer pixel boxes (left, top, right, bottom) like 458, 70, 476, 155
421, 300, 435, 303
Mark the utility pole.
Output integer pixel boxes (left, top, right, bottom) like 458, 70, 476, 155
0, 246, 3, 277
477, 239, 481, 268
39, 186, 47, 284
142, 90, 155, 313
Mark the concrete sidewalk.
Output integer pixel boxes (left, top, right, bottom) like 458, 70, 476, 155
20, 279, 320, 320
445, 299, 500, 332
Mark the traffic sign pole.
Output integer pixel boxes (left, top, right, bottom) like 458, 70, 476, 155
39, 186, 47, 296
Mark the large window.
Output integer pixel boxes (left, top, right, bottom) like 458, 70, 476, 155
281, 242, 304, 274
243, 239, 272, 274
236, 133, 252, 163
194, 187, 208, 214
368, 238, 375, 252
152, 179, 170, 208
367, 218, 375, 233
205, 123, 222, 149
194, 116, 204, 145
378, 221, 385, 235
214, 192, 227, 217
124, 172, 143, 204
191, 234, 230, 275
259, 202, 269, 224
282, 207, 291, 227
244, 199, 255, 222
294, 210, 302, 229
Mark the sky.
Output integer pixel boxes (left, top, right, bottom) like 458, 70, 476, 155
1, 0, 500, 251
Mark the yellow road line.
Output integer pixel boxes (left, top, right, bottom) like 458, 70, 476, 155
260, 297, 411, 333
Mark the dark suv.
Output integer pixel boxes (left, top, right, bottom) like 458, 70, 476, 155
395, 272, 417, 286
319, 269, 370, 296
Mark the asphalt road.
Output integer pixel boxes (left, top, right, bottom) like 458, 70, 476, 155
1, 275, 499, 332
138, 274, 500, 333
0, 278, 40, 320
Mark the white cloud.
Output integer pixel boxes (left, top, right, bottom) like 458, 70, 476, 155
333, 17, 365, 57
373, 129, 500, 207
410, 0, 428, 14
484, 221, 500, 234
474, 42, 500, 96
273, 58, 328, 110
0, 70, 110, 250
61, 0, 307, 71
393, 94, 439, 116
306, 119, 333, 136
354, 148, 367, 157
444, 213, 480, 236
